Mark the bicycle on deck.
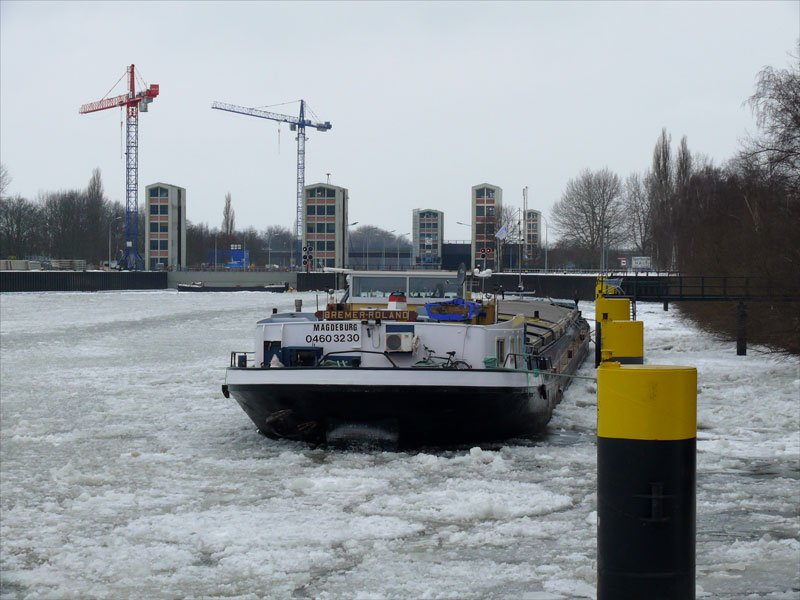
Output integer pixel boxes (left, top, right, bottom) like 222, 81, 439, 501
413, 345, 472, 369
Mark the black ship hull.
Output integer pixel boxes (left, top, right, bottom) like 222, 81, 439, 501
224, 375, 552, 448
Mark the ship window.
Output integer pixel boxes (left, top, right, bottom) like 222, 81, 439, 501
283, 346, 323, 367
351, 276, 407, 298
150, 222, 158, 232
263, 341, 282, 367
326, 188, 336, 198
409, 276, 458, 299
307, 205, 316, 215
160, 223, 169, 232
496, 338, 506, 365
509, 337, 519, 369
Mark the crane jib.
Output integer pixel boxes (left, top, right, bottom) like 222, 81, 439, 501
210, 101, 332, 131
211, 98, 332, 270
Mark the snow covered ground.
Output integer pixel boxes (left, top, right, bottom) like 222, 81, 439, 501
1, 290, 798, 599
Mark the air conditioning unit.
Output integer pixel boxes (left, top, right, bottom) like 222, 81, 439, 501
385, 332, 414, 353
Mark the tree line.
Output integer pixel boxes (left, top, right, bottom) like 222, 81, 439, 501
0, 168, 129, 265
549, 46, 798, 278
547, 45, 798, 351
0, 168, 415, 269
0, 170, 297, 269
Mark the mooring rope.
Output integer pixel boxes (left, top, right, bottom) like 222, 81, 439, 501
536, 369, 597, 382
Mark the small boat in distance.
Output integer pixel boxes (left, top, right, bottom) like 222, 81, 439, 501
177, 281, 289, 293
222, 269, 590, 448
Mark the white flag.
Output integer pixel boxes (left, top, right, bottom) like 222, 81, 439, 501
495, 224, 509, 240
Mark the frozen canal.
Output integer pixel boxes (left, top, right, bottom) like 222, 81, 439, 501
1, 290, 798, 599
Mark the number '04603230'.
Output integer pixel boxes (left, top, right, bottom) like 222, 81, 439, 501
305, 333, 360, 344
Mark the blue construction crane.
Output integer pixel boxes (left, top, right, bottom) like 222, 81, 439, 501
211, 100, 332, 268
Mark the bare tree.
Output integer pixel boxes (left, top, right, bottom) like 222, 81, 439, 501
222, 192, 235, 236
495, 204, 523, 270
675, 136, 693, 192
742, 42, 800, 193
621, 172, 654, 255
551, 168, 625, 266
263, 225, 294, 267
0, 195, 42, 258
83, 168, 107, 264
649, 128, 675, 269
0, 163, 10, 199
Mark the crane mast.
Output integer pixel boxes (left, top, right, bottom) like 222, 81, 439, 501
211, 100, 332, 268
80, 64, 159, 270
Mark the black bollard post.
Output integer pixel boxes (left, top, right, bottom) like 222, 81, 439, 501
736, 301, 747, 356
597, 362, 697, 600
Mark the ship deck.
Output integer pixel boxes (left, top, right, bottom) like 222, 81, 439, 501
497, 298, 580, 323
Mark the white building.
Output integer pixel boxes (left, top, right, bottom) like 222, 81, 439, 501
412, 208, 443, 269
145, 182, 186, 271
470, 183, 502, 271
303, 183, 349, 270
524, 208, 541, 267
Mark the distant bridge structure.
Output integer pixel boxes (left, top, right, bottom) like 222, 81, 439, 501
606, 274, 800, 356
618, 274, 800, 304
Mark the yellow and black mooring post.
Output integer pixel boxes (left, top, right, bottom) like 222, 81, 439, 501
597, 362, 697, 600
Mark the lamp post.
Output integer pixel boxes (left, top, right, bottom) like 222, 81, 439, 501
397, 232, 410, 270
540, 214, 550, 272
516, 208, 523, 291
456, 220, 472, 270
346, 222, 358, 269
383, 230, 396, 270
108, 216, 121, 270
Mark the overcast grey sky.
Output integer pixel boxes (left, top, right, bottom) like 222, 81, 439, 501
1, 1, 797, 240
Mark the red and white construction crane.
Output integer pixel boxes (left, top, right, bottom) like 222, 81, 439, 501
80, 64, 159, 270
